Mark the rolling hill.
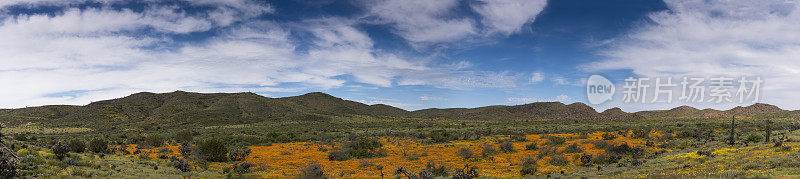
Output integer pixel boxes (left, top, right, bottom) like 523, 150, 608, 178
0, 91, 796, 128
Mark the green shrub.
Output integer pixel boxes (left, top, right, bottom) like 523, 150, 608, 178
525, 142, 538, 150
344, 137, 383, 158
632, 128, 651, 139
67, 139, 85, 153
592, 151, 618, 164
147, 135, 166, 147
179, 143, 193, 158
579, 153, 593, 166
51, 141, 70, 160
234, 162, 252, 173
543, 135, 566, 146
607, 143, 645, 158
584, 140, 613, 149
429, 130, 453, 143
424, 161, 448, 177
452, 164, 479, 179
229, 147, 252, 161
198, 138, 228, 162
511, 133, 527, 142
520, 155, 537, 176
0, 148, 16, 179
498, 139, 515, 153
549, 155, 569, 166
537, 146, 559, 158
88, 138, 108, 153
328, 148, 351, 161
601, 133, 617, 140
480, 144, 497, 158
562, 143, 583, 153
743, 132, 764, 144
458, 147, 473, 159
299, 162, 325, 178
170, 156, 190, 172
175, 130, 195, 143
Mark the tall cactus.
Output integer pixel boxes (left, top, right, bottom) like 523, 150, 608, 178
729, 116, 736, 146
765, 119, 772, 143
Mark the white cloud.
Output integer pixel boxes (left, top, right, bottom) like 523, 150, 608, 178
556, 94, 573, 103
419, 95, 447, 101
364, 0, 548, 45
398, 70, 521, 89
364, 0, 476, 44
587, 0, 800, 110
356, 99, 423, 108
471, 0, 547, 35
551, 76, 585, 86
506, 97, 538, 103
506, 94, 572, 104
530, 72, 545, 83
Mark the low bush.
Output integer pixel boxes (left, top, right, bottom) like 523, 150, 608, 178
592, 151, 619, 164
537, 146, 559, 158
458, 147, 473, 159
525, 142, 538, 150
511, 133, 527, 142
549, 155, 569, 166
429, 130, 454, 143
562, 143, 583, 153
743, 132, 764, 144
198, 138, 228, 162
424, 161, 448, 177
175, 130, 195, 143
607, 143, 645, 158
67, 139, 85, 153
658, 133, 675, 141
543, 135, 566, 146
51, 141, 69, 160
602, 133, 617, 140
498, 139, 515, 153
234, 162, 252, 173
583, 140, 613, 149
299, 162, 325, 178
520, 155, 537, 176
579, 153, 593, 166
480, 144, 497, 158
88, 138, 108, 153
229, 147, 252, 161
146, 135, 166, 147
344, 137, 384, 159
170, 156, 190, 172
452, 164, 479, 179
328, 148, 351, 161
632, 128, 651, 139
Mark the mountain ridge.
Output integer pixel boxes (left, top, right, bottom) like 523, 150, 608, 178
0, 91, 796, 127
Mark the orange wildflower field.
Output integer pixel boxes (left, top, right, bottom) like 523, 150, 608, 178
116, 131, 663, 178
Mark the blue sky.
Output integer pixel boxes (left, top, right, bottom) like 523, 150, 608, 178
1, 0, 798, 112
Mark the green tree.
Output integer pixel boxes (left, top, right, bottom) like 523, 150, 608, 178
198, 138, 228, 162
67, 139, 85, 153
52, 141, 70, 160
175, 130, 195, 143
89, 138, 108, 153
